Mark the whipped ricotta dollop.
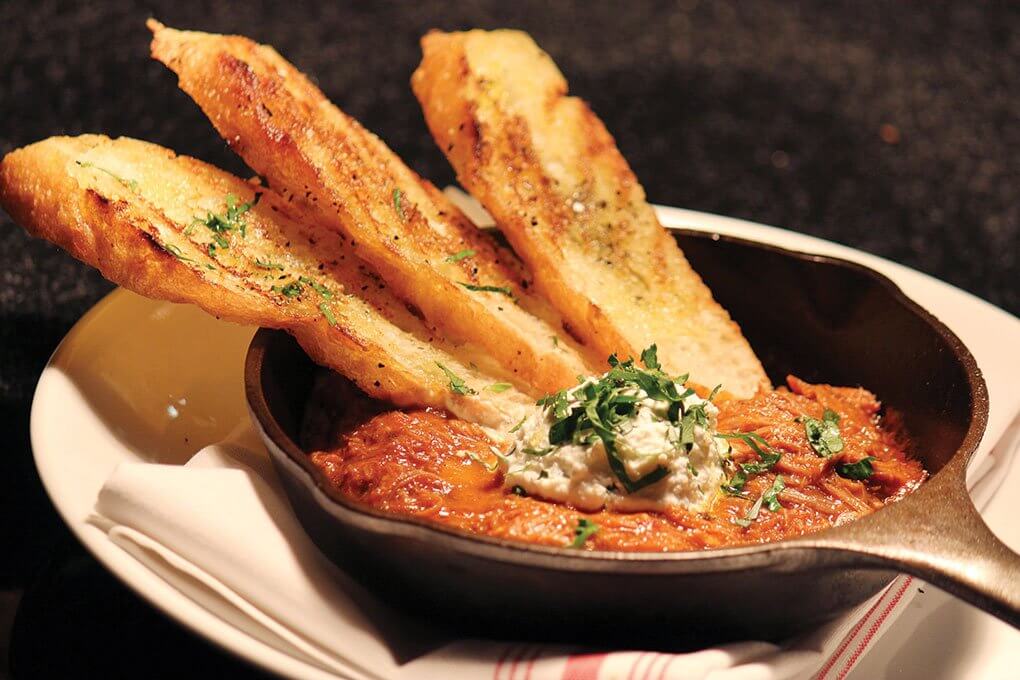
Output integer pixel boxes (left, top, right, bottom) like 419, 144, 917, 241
502, 356, 729, 512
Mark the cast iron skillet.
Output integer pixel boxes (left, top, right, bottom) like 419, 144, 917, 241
245, 230, 1019, 645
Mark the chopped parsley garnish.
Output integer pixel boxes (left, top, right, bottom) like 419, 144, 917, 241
678, 401, 708, 449
836, 457, 875, 480
551, 336, 559, 347
318, 303, 337, 326
393, 188, 405, 220
299, 276, 333, 298
534, 349, 696, 494
75, 160, 138, 190
718, 431, 782, 494
522, 446, 554, 456
445, 249, 476, 263
435, 362, 476, 395
254, 259, 285, 270
763, 474, 786, 511
640, 344, 660, 369
508, 416, 527, 433
157, 242, 195, 263
195, 193, 259, 243
272, 281, 304, 298
458, 282, 516, 299
487, 382, 512, 393
734, 475, 785, 527
569, 518, 599, 548
797, 409, 844, 457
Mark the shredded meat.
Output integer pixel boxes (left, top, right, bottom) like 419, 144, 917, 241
307, 376, 926, 552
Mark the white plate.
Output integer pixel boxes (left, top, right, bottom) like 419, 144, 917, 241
30, 208, 1020, 679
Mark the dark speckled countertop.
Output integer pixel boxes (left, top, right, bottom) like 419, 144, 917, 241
0, 1, 1016, 676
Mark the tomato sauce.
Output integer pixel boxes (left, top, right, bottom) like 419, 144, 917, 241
305, 376, 926, 551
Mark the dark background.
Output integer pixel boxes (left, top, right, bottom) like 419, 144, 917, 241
0, 1, 1016, 676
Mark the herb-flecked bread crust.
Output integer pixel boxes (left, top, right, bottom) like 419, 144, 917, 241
412, 29, 770, 398
148, 21, 598, 395
0, 134, 532, 429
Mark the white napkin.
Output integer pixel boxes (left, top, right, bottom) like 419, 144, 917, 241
88, 413, 1019, 680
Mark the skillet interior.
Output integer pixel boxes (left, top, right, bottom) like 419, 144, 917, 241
246, 230, 985, 645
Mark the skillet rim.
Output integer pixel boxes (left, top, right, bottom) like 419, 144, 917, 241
244, 228, 989, 569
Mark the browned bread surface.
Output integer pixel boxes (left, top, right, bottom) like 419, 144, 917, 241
0, 134, 533, 429
412, 29, 769, 398
148, 21, 598, 395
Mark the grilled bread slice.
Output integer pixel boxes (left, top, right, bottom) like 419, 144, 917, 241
148, 21, 598, 395
412, 30, 769, 398
0, 135, 533, 430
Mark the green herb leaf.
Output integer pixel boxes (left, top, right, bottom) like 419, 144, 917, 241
717, 432, 781, 470
318, 303, 337, 326
75, 160, 138, 190
835, 456, 875, 480
393, 188, 405, 220
254, 259, 284, 270
487, 382, 513, 393
508, 416, 527, 433
531, 348, 695, 494
435, 362, 476, 395
458, 282, 516, 299
192, 193, 259, 249
718, 431, 782, 493
568, 518, 599, 549
735, 475, 786, 527
272, 281, 304, 298
158, 242, 195, 263
522, 446, 554, 456
640, 344, 660, 370
618, 464, 670, 492
299, 276, 333, 299
548, 410, 581, 445
734, 490, 765, 527
445, 249, 476, 263
797, 409, 844, 457
763, 474, 785, 511
721, 468, 748, 495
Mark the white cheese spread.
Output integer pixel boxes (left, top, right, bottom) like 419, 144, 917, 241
502, 356, 729, 512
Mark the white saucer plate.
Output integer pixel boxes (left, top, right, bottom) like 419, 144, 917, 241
30, 208, 1020, 679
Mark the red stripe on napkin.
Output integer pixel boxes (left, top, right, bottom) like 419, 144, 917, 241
656, 653, 679, 680
640, 653, 664, 680
814, 576, 914, 680
834, 577, 913, 680
561, 653, 608, 680
522, 645, 543, 680
494, 644, 518, 680
626, 652, 649, 680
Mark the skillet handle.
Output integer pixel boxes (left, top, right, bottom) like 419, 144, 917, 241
810, 451, 1020, 628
